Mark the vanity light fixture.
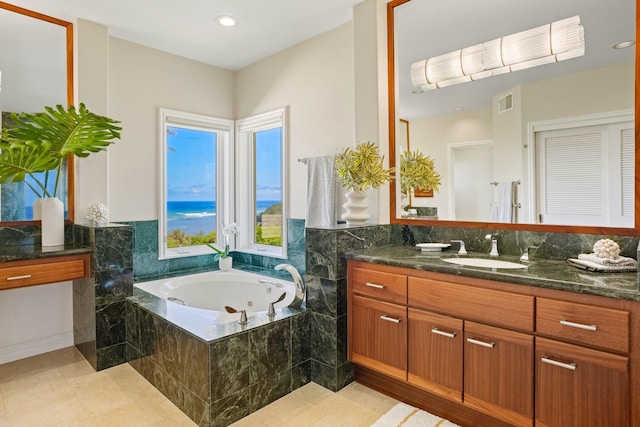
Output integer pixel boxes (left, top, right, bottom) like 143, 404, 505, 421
411, 15, 585, 91
215, 15, 238, 27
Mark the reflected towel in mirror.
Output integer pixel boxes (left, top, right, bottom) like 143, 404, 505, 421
489, 181, 512, 222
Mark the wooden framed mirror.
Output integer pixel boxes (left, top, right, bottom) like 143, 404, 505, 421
0, 1, 74, 224
388, 0, 639, 236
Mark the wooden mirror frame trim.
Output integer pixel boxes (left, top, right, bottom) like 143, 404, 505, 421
387, 0, 640, 236
0, 1, 75, 225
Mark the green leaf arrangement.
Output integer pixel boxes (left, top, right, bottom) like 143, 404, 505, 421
0, 103, 122, 198
335, 141, 394, 192
399, 149, 441, 194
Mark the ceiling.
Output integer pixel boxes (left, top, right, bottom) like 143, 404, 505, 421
4, 0, 366, 70
395, 0, 636, 120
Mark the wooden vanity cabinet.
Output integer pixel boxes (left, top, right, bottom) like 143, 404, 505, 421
350, 294, 407, 380
407, 308, 463, 401
535, 337, 629, 427
0, 254, 90, 291
464, 322, 534, 427
348, 259, 638, 427
348, 262, 408, 381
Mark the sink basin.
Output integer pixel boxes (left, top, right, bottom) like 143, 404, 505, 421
441, 257, 528, 269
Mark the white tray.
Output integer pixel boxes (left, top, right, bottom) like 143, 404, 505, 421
416, 243, 451, 252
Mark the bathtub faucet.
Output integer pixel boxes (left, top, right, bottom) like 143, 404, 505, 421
274, 264, 305, 307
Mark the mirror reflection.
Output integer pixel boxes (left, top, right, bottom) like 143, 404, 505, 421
0, 4, 71, 222
393, 0, 636, 228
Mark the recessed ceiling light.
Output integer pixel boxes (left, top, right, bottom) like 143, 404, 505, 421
453, 107, 464, 112
613, 40, 635, 49
216, 15, 238, 27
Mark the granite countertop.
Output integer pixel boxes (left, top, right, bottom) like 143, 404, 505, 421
0, 243, 91, 263
346, 245, 640, 301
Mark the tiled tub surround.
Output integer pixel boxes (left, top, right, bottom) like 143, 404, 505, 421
304, 225, 392, 391
129, 218, 306, 282
127, 285, 308, 427
72, 224, 134, 371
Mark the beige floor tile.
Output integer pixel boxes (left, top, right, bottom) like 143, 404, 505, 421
1, 347, 399, 427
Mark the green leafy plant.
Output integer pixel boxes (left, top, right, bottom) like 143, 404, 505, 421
0, 103, 122, 198
399, 149, 441, 194
335, 141, 394, 192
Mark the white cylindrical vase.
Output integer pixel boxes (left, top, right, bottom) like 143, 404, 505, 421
33, 198, 43, 220
219, 256, 233, 271
41, 197, 65, 247
341, 189, 369, 225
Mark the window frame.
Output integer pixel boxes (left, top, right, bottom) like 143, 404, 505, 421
235, 107, 289, 259
158, 108, 234, 260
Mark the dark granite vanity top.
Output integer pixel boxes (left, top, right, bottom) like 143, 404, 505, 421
0, 243, 91, 263
346, 245, 640, 301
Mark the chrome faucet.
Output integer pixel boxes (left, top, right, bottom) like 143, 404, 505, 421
520, 246, 539, 262
485, 234, 499, 257
450, 240, 467, 255
275, 264, 305, 307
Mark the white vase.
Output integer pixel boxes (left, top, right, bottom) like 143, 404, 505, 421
341, 189, 369, 225
40, 197, 65, 247
219, 256, 233, 271
33, 198, 42, 220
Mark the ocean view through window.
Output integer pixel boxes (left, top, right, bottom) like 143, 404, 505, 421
158, 108, 233, 259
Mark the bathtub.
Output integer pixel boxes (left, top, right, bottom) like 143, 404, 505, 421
134, 269, 298, 328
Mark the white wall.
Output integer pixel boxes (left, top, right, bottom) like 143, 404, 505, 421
106, 38, 235, 222
235, 23, 355, 220
0, 282, 73, 364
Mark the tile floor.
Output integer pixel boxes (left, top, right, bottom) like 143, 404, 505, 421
0, 347, 398, 427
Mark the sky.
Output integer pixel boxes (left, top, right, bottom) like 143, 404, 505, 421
166, 125, 282, 202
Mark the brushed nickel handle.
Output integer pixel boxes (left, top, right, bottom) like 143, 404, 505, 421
467, 337, 495, 348
431, 328, 456, 338
560, 319, 597, 332
541, 356, 577, 371
365, 282, 385, 289
380, 315, 401, 323
6, 275, 32, 281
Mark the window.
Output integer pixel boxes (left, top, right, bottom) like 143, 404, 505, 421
158, 109, 233, 259
236, 107, 288, 258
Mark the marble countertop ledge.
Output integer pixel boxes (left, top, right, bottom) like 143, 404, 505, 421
346, 245, 640, 301
0, 243, 91, 263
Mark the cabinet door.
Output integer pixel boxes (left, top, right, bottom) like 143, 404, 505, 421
464, 321, 534, 427
408, 309, 463, 401
350, 294, 407, 380
535, 337, 629, 427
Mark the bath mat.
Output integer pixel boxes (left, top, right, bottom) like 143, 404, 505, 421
370, 402, 460, 427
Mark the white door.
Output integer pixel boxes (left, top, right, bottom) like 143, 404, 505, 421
450, 142, 494, 221
535, 121, 634, 226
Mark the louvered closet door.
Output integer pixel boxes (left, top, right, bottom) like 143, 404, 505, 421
535, 121, 634, 227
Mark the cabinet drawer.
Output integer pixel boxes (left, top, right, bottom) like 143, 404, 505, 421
0, 256, 88, 291
408, 276, 534, 331
351, 266, 407, 304
536, 298, 629, 353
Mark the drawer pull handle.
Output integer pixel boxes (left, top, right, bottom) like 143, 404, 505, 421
365, 282, 386, 289
380, 315, 401, 324
6, 275, 32, 281
541, 356, 577, 371
560, 319, 597, 332
467, 337, 495, 348
431, 328, 456, 339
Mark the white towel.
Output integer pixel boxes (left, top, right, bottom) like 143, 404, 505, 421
489, 182, 512, 223
305, 155, 338, 227
577, 253, 638, 266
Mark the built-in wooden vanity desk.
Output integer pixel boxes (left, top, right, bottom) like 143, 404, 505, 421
346, 246, 640, 427
0, 245, 91, 291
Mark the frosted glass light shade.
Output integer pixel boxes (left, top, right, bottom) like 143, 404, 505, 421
410, 15, 585, 91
